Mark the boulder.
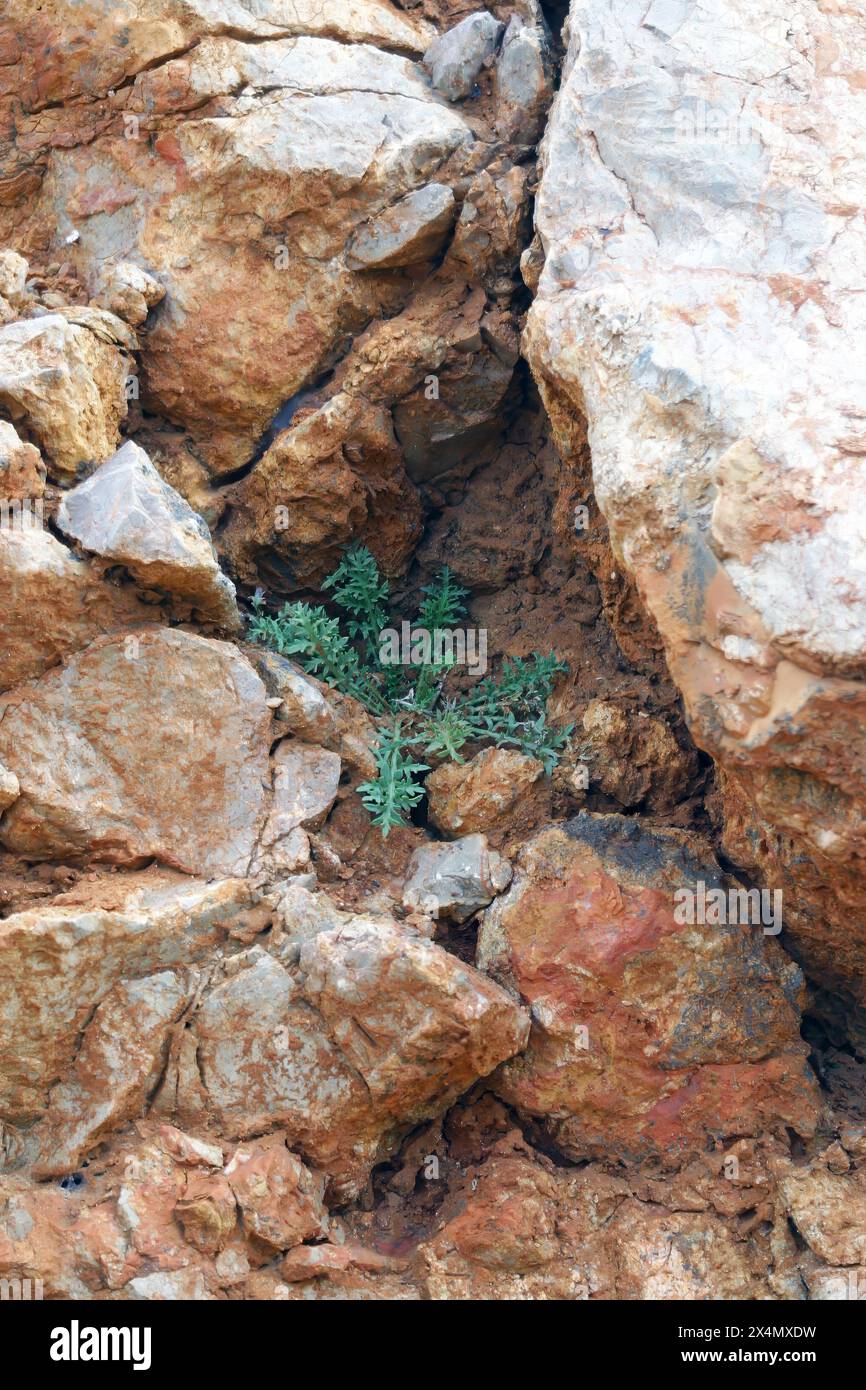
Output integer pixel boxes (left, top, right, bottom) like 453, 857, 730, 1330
56, 441, 239, 628
494, 15, 554, 144
0, 524, 158, 693
423, 13, 504, 102
0, 873, 255, 1123
192, 919, 528, 1197
523, 0, 866, 1048
94, 260, 165, 326
0, 629, 272, 874
0, 315, 129, 480
225, 1136, 328, 1252
30, 971, 189, 1177
0, 420, 45, 498
426, 747, 543, 836
4, 30, 470, 473
346, 184, 456, 270
403, 834, 512, 922
477, 814, 820, 1162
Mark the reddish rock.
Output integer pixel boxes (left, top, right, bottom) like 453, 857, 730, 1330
477, 814, 820, 1162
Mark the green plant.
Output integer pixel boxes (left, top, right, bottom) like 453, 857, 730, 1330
249, 547, 574, 835
356, 721, 430, 836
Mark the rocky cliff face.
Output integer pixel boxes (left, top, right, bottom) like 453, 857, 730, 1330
0, 0, 863, 1303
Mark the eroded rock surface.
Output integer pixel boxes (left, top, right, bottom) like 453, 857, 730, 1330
0, 629, 272, 874
0, 0, 858, 1308
524, 0, 866, 1048
477, 814, 820, 1162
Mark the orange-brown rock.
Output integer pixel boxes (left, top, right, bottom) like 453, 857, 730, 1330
0, 629, 272, 875
477, 814, 820, 1162
426, 746, 544, 836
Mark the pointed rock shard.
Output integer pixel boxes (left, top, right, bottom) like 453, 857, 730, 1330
346, 184, 456, 270
56, 441, 240, 629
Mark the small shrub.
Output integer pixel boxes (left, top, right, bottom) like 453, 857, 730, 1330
249, 545, 573, 835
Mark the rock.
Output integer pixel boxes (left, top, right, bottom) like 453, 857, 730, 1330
426, 748, 544, 836
250, 649, 378, 777
477, 814, 820, 1163
225, 1136, 327, 1252
5, 32, 470, 474
0, 420, 45, 499
251, 651, 337, 744
419, 1133, 775, 1300
30, 971, 189, 1177
0, 765, 19, 812
0, 629, 272, 875
225, 391, 423, 586
56, 441, 240, 629
0, 524, 157, 693
444, 163, 531, 289
579, 699, 698, 812
495, 16, 554, 144
403, 834, 512, 922
175, 1174, 237, 1256
778, 1166, 866, 1266
271, 879, 346, 950
346, 184, 456, 270
423, 12, 504, 102
262, 740, 341, 840
0, 250, 27, 304
0, 315, 129, 480
5, 0, 435, 110
523, 0, 866, 1049
192, 919, 528, 1197
95, 260, 165, 326
0, 873, 254, 1123
156, 1125, 224, 1170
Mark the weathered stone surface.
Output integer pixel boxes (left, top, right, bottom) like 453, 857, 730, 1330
2, 0, 435, 112
31, 971, 189, 1177
0, 525, 157, 693
0, 315, 129, 480
0, 765, 19, 812
423, 12, 504, 102
579, 699, 698, 813
266, 740, 341, 835
0, 250, 27, 304
346, 184, 456, 270
4, 30, 470, 473
777, 1165, 866, 1267
426, 747, 544, 836
94, 260, 165, 326
225, 391, 423, 585
494, 15, 554, 144
225, 1136, 327, 1252
0, 873, 254, 1123
418, 1132, 797, 1300
524, 0, 866, 1048
477, 814, 820, 1162
0, 420, 44, 498
192, 919, 528, 1197
56, 441, 239, 628
250, 649, 377, 776
403, 834, 512, 922
0, 629, 271, 874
